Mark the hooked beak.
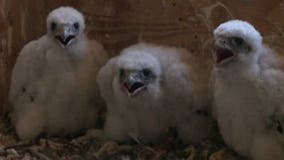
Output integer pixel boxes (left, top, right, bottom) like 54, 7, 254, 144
54, 26, 76, 48
122, 73, 146, 97
213, 47, 236, 65
213, 39, 236, 65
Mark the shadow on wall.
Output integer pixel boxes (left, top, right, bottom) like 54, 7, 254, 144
0, 0, 284, 113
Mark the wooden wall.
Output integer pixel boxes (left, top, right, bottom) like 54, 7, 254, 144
0, 0, 283, 113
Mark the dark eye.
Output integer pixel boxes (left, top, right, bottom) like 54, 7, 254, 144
119, 69, 124, 76
142, 68, 152, 77
73, 22, 79, 30
50, 22, 57, 31
233, 37, 244, 46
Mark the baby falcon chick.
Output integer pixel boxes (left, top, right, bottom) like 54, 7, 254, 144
9, 6, 108, 140
213, 19, 284, 160
97, 43, 213, 144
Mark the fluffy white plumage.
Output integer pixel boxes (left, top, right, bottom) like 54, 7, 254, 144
97, 43, 213, 143
9, 6, 108, 140
213, 19, 284, 160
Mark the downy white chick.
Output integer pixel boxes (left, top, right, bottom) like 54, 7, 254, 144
9, 6, 108, 140
97, 43, 213, 143
213, 19, 284, 160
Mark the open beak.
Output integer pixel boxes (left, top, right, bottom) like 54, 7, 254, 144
122, 73, 146, 97
54, 26, 76, 48
213, 47, 235, 65
213, 38, 236, 65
